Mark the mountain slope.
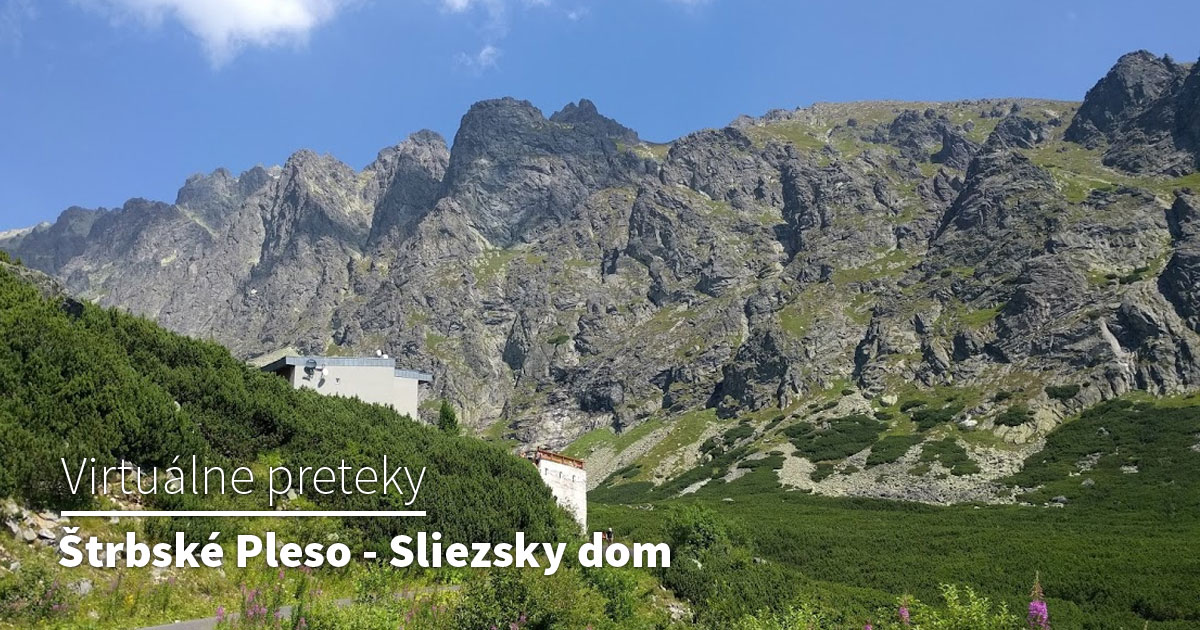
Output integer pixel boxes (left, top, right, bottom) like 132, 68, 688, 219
0, 257, 567, 541
4, 53, 1200, 500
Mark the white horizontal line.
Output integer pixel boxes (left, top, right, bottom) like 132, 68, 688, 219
61, 510, 426, 518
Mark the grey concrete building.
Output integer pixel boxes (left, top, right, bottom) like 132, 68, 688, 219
261, 356, 431, 419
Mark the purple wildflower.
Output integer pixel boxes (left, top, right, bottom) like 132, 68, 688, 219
215, 606, 226, 622
899, 604, 911, 626
1028, 575, 1050, 629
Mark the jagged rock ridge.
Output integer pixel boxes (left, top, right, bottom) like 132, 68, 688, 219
3, 55, 1200, 477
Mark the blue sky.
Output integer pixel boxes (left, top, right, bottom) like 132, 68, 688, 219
1, 0, 1198, 230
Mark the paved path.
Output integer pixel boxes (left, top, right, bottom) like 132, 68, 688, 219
139, 585, 458, 630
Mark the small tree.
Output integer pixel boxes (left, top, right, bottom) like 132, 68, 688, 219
438, 399, 460, 435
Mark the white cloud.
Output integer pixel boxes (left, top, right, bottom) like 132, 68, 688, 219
76, 0, 708, 67
0, 0, 35, 54
439, 0, 508, 37
456, 42, 500, 73
84, 0, 352, 65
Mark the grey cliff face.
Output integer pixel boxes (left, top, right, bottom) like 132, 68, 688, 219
3, 52, 1200, 470
1161, 190, 1200, 334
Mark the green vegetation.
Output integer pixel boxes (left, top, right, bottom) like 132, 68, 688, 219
777, 301, 814, 338
911, 402, 965, 431
783, 415, 884, 462
438, 399, 460, 435
737, 452, 786, 471
722, 423, 755, 444
1008, 398, 1200, 512
0, 263, 567, 540
629, 408, 716, 480
810, 462, 837, 482
562, 418, 663, 459
995, 404, 1032, 427
745, 122, 828, 152
919, 438, 980, 476
865, 434, 923, 467
1045, 384, 1081, 401
1026, 139, 1200, 204
595, 396, 1200, 628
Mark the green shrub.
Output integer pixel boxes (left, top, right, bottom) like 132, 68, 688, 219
783, 415, 883, 462
582, 568, 639, 622
666, 504, 730, 552
865, 434, 923, 467
739, 453, 786, 470
911, 402, 964, 431
616, 464, 641, 479
995, 404, 1031, 427
1045, 384, 1081, 401
723, 424, 755, 443
810, 462, 837, 482
437, 399, 460, 434
911, 584, 1020, 630
920, 438, 979, 476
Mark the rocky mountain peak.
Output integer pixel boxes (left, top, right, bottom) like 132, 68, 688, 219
443, 97, 636, 246
1065, 50, 1185, 146
371, 130, 450, 173
1064, 51, 1200, 175
237, 166, 277, 197
367, 131, 451, 243
175, 166, 273, 229
452, 98, 546, 146
550, 98, 639, 144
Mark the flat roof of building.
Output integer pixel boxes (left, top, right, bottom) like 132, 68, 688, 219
261, 356, 433, 383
